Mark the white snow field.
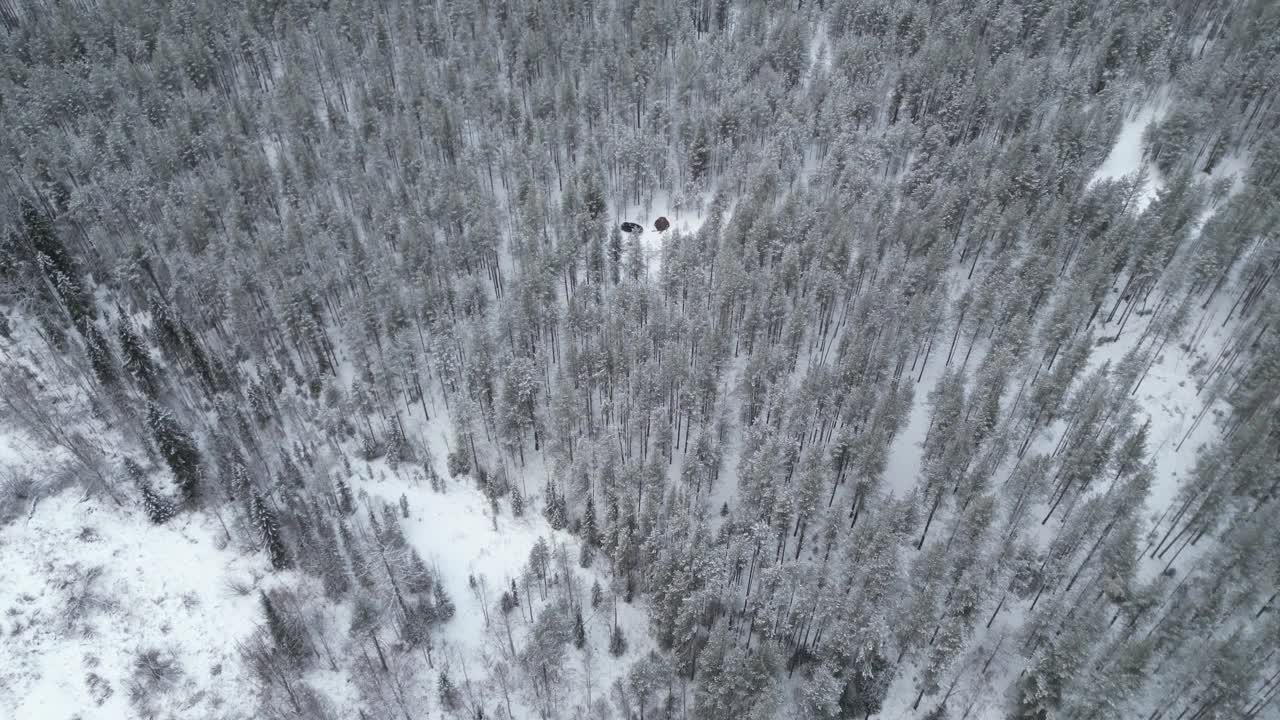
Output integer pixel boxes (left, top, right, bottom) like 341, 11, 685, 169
0, 488, 268, 719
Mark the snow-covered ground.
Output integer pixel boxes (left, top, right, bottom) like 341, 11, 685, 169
312, 330, 657, 718
616, 188, 713, 275
1092, 102, 1168, 212
0, 318, 270, 720
0, 489, 268, 720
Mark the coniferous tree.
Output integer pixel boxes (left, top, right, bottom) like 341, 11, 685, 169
251, 491, 292, 571
438, 670, 458, 711
336, 478, 355, 515
260, 591, 307, 664
313, 514, 351, 599
609, 622, 627, 657
573, 608, 586, 649
147, 402, 202, 506
583, 496, 599, 547
434, 581, 456, 621
118, 319, 159, 393
81, 322, 118, 388
126, 458, 175, 525
138, 481, 176, 525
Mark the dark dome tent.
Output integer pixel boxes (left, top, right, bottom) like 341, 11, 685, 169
654, 216, 670, 232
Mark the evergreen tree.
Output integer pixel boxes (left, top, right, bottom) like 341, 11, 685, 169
447, 446, 471, 477
138, 481, 176, 525
336, 478, 355, 515
81, 321, 118, 388
434, 581, 456, 621
573, 608, 586, 649
609, 622, 627, 657
510, 486, 525, 517
438, 669, 458, 711
260, 591, 307, 663
147, 402, 202, 506
339, 520, 374, 590
251, 491, 292, 571
118, 319, 159, 393
583, 496, 599, 547
126, 459, 175, 525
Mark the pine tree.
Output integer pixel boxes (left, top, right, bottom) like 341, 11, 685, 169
447, 446, 471, 477
251, 491, 292, 571
339, 520, 374, 590
138, 480, 176, 524
260, 591, 307, 663
336, 478, 355, 514
592, 580, 603, 609
510, 487, 525, 517
922, 703, 948, 720
314, 514, 351, 599
438, 670, 458, 710
226, 462, 250, 502
545, 483, 568, 530
21, 201, 91, 325
427, 460, 443, 492
147, 402, 202, 506
839, 651, 892, 719
583, 496, 599, 546
434, 581, 456, 621
573, 608, 586, 649
125, 458, 175, 524
278, 452, 304, 489
81, 321, 118, 388
118, 319, 158, 393
609, 623, 627, 657
689, 124, 711, 182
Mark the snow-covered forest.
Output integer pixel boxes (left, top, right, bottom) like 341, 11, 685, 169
1, 0, 1278, 717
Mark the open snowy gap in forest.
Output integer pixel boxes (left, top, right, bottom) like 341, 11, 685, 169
304, 343, 656, 719
615, 189, 711, 276
1092, 101, 1170, 212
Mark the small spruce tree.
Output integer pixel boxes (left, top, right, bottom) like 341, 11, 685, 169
125, 458, 175, 524
583, 497, 599, 546
146, 402, 202, 506
438, 670, 458, 710
510, 486, 525, 517
434, 581, 456, 621
251, 491, 292, 571
139, 481, 176, 524
260, 591, 307, 663
574, 608, 587, 649
336, 478, 355, 514
609, 623, 627, 657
